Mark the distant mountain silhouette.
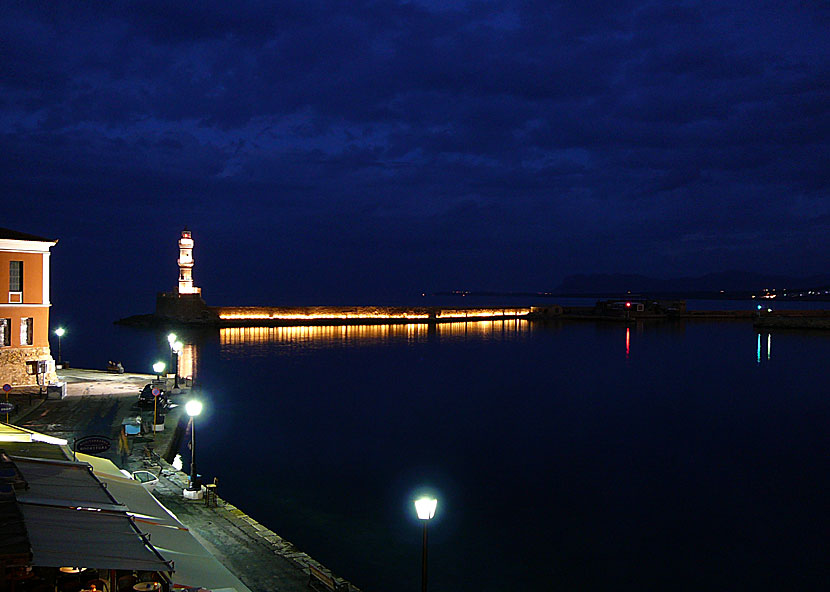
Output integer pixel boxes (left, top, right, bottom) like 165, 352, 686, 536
556, 271, 830, 294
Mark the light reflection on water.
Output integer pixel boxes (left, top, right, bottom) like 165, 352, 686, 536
208, 320, 778, 372
173, 318, 830, 592
756, 331, 772, 364
218, 319, 535, 355
179, 343, 197, 380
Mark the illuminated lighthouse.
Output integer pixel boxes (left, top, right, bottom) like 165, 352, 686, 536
177, 228, 200, 295
152, 228, 212, 322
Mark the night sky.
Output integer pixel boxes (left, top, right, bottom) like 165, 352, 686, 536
2, 1, 828, 312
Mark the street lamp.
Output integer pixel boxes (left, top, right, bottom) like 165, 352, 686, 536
172, 341, 184, 389
414, 497, 437, 592
185, 400, 203, 491
54, 327, 65, 365
151, 361, 166, 440
152, 361, 165, 379
167, 333, 177, 379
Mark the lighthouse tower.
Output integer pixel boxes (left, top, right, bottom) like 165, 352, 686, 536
177, 228, 200, 295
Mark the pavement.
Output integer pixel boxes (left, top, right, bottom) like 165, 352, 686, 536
6, 368, 359, 592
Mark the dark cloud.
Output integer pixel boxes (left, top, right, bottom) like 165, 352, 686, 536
1, 1, 828, 302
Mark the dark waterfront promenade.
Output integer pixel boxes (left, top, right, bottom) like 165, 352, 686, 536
6, 369, 357, 592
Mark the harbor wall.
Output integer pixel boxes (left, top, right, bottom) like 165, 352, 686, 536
212, 305, 533, 326
753, 309, 830, 330
141, 294, 830, 329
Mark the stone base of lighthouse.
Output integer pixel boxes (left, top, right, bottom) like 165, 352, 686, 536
156, 292, 218, 323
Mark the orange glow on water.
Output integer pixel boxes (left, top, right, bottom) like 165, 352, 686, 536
219, 319, 533, 348
435, 319, 531, 337
179, 343, 196, 381
220, 323, 430, 345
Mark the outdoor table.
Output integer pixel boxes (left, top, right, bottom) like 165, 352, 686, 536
132, 583, 161, 592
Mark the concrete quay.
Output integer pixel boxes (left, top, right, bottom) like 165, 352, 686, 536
7, 368, 359, 592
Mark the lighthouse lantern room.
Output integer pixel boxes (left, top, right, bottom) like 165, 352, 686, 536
177, 228, 200, 295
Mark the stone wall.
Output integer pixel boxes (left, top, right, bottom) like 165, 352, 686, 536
754, 315, 830, 330
0, 346, 57, 387
156, 292, 218, 322
214, 305, 435, 319
213, 305, 533, 326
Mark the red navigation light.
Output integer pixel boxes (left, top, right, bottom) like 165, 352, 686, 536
625, 302, 631, 308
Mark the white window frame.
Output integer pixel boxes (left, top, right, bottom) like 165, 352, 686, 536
20, 317, 33, 346
0, 318, 10, 347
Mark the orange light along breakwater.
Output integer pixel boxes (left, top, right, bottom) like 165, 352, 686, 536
116, 292, 830, 330
214, 305, 534, 326
114, 293, 537, 327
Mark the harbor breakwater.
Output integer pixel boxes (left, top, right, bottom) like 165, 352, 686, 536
214, 305, 534, 325
114, 292, 830, 330
753, 309, 830, 330
113, 292, 536, 327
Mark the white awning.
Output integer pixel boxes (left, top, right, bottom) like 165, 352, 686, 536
0, 422, 67, 445
75, 454, 252, 592
20, 503, 171, 571
11, 454, 171, 573
12, 456, 121, 508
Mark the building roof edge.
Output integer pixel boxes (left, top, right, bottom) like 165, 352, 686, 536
0, 227, 58, 243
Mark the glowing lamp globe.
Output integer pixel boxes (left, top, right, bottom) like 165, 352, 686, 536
54, 327, 65, 337
185, 400, 203, 417
153, 361, 165, 374
415, 497, 437, 520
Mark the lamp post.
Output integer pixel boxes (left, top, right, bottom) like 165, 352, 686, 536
54, 327, 65, 365
414, 497, 437, 592
185, 400, 203, 491
167, 333, 177, 380
151, 362, 166, 441
153, 361, 165, 380
172, 341, 183, 389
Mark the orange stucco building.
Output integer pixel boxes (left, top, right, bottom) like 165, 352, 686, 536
0, 228, 58, 386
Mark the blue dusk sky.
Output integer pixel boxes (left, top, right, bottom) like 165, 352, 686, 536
1, 1, 828, 310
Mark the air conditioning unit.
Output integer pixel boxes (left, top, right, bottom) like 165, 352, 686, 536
47, 382, 66, 399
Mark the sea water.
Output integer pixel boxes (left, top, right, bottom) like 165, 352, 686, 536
62, 302, 830, 591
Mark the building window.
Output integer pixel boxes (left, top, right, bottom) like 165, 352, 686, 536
9, 261, 23, 292
0, 319, 10, 346
20, 317, 33, 345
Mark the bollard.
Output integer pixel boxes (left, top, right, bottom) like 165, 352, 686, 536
205, 483, 217, 507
